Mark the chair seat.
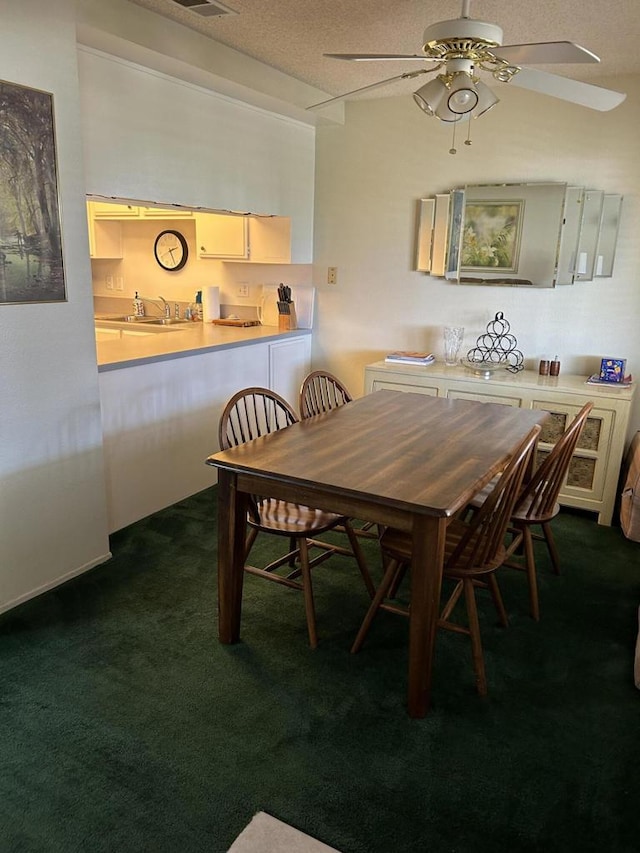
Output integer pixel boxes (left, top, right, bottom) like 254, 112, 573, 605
511, 496, 560, 525
252, 498, 346, 536
381, 519, 507, 581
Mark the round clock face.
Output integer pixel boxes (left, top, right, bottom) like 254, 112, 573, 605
154, 229, 188, 271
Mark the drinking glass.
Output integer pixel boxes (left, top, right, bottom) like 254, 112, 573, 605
443, 326, 464, 366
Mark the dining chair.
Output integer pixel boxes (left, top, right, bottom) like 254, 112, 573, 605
495, 401, 594, 621
299, 370, 379, 541
350, 425, 541, 696
218, 386, 375, 649
299, 369, 353, 419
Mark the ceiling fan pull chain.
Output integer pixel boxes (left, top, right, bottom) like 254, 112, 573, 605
449, 122, 457, 155
465, 122, 473, 146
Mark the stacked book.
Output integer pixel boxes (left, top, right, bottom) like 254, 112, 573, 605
385, 350, 435, 366
586, 373, 633, 388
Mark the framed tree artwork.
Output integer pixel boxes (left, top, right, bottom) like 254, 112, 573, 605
0, 78, 66, 304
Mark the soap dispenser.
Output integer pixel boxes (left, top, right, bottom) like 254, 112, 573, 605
133, 291, 144, 317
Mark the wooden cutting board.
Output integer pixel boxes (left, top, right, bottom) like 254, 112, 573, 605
211, 319, 261, 327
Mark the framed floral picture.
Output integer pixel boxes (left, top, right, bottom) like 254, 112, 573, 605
460, 200, 524, 274
0, 78, 66, 304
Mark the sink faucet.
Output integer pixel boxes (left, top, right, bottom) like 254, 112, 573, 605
140, 296, 171, 318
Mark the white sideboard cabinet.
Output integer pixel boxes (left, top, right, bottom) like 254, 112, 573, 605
364, 361, 636, 525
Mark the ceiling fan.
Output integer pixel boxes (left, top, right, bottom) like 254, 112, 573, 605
309, 0, 626, 121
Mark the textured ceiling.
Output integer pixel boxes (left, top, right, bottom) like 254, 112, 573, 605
124, 0, 637, 102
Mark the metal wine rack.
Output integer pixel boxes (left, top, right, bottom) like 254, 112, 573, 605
466, 311, 524, 373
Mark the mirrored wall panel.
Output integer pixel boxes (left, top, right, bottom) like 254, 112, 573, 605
416, 182, 622, 287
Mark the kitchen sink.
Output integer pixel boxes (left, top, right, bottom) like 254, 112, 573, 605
94, 315, 151, 323
94, 315, 193, 326
142, 317, 192, 326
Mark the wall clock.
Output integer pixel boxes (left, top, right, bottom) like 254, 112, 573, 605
154, 229, 188, 271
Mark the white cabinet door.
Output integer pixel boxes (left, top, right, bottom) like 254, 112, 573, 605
142, 207, 193, 218
269, 336, 312, 407
370, 377, 440, 396
248, 217, 291, 263
91, 202, 141, 218
446, 388, 522, 407
531, 397, 613, 503
195, 213, 248, 258
87, 215, 122, 259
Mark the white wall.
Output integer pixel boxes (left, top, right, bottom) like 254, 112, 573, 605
0, 0, 110, 613
312, 78, 640, 437
77, 47, 316, 263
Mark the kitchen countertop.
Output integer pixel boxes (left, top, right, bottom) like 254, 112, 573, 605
95, 321, 311, 372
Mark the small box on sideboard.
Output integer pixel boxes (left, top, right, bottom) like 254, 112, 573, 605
599, 357, 627, 383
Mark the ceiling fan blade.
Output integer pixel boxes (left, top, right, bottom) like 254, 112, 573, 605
307, 69, 429, 110
495, 41, 600, 65
507, 67, 626, 111
324, 53, 438, 62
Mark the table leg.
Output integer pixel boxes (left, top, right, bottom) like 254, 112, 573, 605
217, 469, 248, 644
407, 514, 447, 718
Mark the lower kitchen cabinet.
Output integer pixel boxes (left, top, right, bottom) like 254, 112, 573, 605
364, 361, 635, 525
99, 335, 311, 532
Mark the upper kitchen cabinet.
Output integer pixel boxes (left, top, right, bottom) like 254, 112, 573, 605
141, 207, 193, 218
92, 202, 141, 218
86, 197, 293, 264
194, 212, 291, 263
91, 202, 194, 219
195, 213, 248, 259
246, 216, 291, 264
86, 202, 122, 259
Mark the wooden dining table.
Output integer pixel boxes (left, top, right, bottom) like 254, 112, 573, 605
207, 389, 548, 717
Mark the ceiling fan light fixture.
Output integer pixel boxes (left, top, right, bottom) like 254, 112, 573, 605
436, 105, 471, 123
446, 72, 479, 114
471, 80, 499, 117
413, 77, 447, 115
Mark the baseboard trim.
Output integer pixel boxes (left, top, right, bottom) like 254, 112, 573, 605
0, 551, 113, 616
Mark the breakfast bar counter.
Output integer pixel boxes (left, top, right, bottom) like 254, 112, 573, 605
96, 321, 312, 533
95, 320, 311, 371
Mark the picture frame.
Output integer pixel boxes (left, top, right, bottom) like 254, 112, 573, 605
445, 189, 465, 280
460, 199, 524, 274
0, 78, 66, 304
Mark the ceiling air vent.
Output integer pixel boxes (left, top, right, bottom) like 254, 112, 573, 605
170, 0, 238, 18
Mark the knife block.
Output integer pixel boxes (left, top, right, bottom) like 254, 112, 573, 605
278, 302, 297, 331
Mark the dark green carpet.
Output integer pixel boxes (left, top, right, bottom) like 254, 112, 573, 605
1, 488, 640, 853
